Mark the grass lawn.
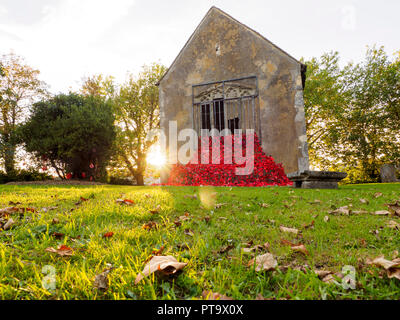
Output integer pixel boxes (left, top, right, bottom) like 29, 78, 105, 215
0, 183, 399, 300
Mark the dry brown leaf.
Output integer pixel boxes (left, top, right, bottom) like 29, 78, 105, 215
308, 199, 322, 204
386, 201, 400, 216
248, 253, 277, 272
142, 222, 158, 230
374, 192, 383, 198
279, 226, 299, 235
202, 290, 233, 300
387, 220, 400, 230
241, 243, 269, 254
323, 216, 330, 223
116, 199, 134, 206
51, 232, 65, 239
321, 273, 343, 284
373, 210, 390, 216
314, 269, 332, 279
0, 207, 20, 217
368, 255, 400, 280
2, 218, 15, 230
184, 229, 194, 237
260, 203, 270, 208
134, 256, 187, 284
329, 206, 351, 215
45, 245, 73, 256
219, 244, 235, 254
52, 218, 60, 224
93, 268, 112, 291
8, 201, 22, 206
359, 198, 369, 204
149, 205, 161, 214
281, 239, 309, 255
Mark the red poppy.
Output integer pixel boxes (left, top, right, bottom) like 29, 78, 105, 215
66, 173, 72, 180
166, 133, 292, 187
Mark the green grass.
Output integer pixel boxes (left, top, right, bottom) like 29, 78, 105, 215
0, 183, 399, 300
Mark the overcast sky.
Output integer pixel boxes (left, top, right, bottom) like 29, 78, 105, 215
1, 0, 399, 93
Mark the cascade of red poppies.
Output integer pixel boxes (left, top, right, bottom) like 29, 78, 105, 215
166, 133, 292, 187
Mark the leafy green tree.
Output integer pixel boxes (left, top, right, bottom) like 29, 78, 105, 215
112, 63, 167, 185
303, 46, 400, 182
19, 93, 116, 180
0, 53, 47, 174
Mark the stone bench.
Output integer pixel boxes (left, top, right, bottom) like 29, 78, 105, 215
287, 170, 347, 189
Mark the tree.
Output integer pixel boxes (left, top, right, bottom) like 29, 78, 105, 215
303, 46, 400, 182
19, 93, 116, 180
0, 53, 47, 174
113, 63, 167, 185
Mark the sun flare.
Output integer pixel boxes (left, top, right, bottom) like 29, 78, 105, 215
146, 144, 166, 167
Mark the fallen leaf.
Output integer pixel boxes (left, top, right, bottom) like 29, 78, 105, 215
386, 201, 400, 216
184, 229, 194, 237
241, 243, 269, 254
368, 255, 400, 280
373, 210, 390, 216
260, 203, 270, 208
134, 256, 187, 284
323, 216, 330, 223
359, 198, 369, 204
8, 201, 22, 206
149, 205, 161, 214
103, 232, 114, 238
219, 244, 235, 254
308, 200, 322, 204
52, 218, 60, 224
2, 218, 15, 230
279, 226, 299, 235
248, 253, 277, 272
202, 290, 233, 300
314, 269, 333, 279
45, 245, 73, 256
281, 239, 309, 255
329, 206, 351, 215
203, 216, 211, 223
116, 199, 135, 206
387, 220, 400, 230
374, 192, 383, 198
51, 232, 65, 239
93, 268, 113, 292
143, 222, 158, 230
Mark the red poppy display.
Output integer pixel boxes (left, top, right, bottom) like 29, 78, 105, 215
165, 133, 292, 187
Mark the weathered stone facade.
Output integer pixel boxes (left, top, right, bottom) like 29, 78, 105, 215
158, 7, 309, 182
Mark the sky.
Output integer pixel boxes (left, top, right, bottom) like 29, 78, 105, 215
0, 0, 399, 94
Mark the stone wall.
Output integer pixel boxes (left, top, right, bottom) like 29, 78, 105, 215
159, 7, 309, 180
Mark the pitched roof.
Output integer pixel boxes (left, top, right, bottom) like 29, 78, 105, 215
158, 6, 304, 85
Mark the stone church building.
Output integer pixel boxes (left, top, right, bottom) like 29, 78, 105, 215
158, 7, 310, 181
